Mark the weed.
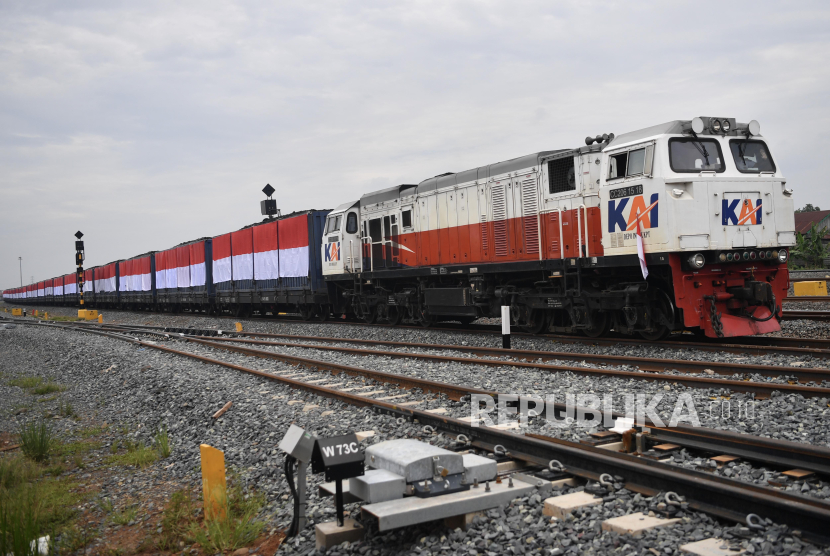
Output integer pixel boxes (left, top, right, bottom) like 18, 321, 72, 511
98, 498, 114, 514
59, 524, 94, 553
105, 442, 157, 469
188, 474, 265, 553
156, 489, 196, 551
0, 484, 41, 556
109, 440, 120, 454
0, 456, 40, 490
78, 425, 106, 439
18, 420, 53, 463
32, 382, 65, 396
110, 506, 137, 526
72, 454, 85, 469
46, 316, 83, 322
37, 395, 58, 403
7, 377, 43, 389
44, 464, 64, 477
154, 425, 172, 459
55, 440, 100, 458
57, 399, 75, 418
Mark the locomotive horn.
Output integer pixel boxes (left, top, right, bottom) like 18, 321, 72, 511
585, 136, 595, 146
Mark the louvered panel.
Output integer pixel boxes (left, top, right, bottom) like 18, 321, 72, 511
492, 183, 508, 257
520, 176, 540, 255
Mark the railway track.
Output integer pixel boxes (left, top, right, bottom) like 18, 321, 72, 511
780, 310, 830, 321
12, 317, 830, 545
784, 296, 830, 302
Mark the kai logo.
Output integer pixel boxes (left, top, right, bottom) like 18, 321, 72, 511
608, 193, 659, 233
325, 242, 340, 262
723, 198, 762, 226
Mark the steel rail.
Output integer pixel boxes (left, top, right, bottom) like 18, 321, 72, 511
187, 335, 830, 397
18, 319, 830, 544
193, 333, 830, 384
784, 296, 830, 302
781, 310, 830, 322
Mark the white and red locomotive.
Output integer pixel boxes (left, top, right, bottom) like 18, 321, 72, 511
322, 117, 795, 339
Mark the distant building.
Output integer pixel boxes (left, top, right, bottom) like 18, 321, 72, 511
794, 210, 830, 244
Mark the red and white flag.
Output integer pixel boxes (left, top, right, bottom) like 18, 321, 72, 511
636, 211, 648, 279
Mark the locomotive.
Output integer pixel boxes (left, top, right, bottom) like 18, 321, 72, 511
4, 117, 795, 339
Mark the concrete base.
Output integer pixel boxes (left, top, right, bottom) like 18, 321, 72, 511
315, 518, 365, 551
601, 512, 680, 536
680, 538, 745, 555
543, 491, 602, 519
443, 511, 484, 531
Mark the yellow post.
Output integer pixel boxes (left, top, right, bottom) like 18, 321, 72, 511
98, 314, 103, 323
200, 444, 227, 521
33, 310, 38, 317
44, 312, 48, 320
235, 322, 243, 332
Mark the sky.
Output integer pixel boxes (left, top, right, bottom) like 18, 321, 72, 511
2, 1, 829, 288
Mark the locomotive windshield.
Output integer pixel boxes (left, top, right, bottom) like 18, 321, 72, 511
668, 138, 724, 173
729, 139, 776, 173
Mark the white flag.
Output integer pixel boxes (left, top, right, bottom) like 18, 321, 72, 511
636, 211, 648, 279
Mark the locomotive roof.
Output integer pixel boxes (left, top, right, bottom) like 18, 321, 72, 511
605, 121, 686, 150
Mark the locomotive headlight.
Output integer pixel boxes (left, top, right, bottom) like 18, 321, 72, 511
688, 253, 706, 269
718, 253, 727, 262
777, 249, 789, 263
721, 119, 731, 132
711, 119, 722, 132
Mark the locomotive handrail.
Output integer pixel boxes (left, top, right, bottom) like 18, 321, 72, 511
581, 204, 590, 259
555, 207, 564, 260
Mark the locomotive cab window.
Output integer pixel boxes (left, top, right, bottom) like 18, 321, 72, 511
607, 145, 654, 180
401, 209, 412, 228
325, 215, 342, 234
345, 212, 358, 234
668, 137, 724, 173
729, 140, 775, 173
548, 157, 576, 194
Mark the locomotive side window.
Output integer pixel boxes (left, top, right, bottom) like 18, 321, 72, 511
346, 212, 358, 234
729, 140, 775, 173
608, 153, 627, 179
401, 209, 412, 228
548, 158, 576, 194
325, 215, 342, 234
668, 138, 724, 173
627, 148, 646, 176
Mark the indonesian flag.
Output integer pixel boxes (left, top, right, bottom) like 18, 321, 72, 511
636, 210, 648, 279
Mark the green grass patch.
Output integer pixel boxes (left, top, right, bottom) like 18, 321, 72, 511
44, 316, 83, 322
105, 441, 157, 469
0, 455, 88, 554
32, 382, 65, 396
110, 506, 138, 526
37, 395, 59, 403
188, 474, 265, 553
18, 420, 54, 463
57, 399, 75, 418
7, 377, 44, 389
154, 425, 172, 459
78, 425, 107, 439
156, 489, 195, 551
55, 440, 100, 458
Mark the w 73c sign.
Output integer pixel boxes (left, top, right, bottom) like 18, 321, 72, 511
723, 198, 762, 226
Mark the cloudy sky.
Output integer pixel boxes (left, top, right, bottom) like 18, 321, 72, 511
2, 1, 829, 288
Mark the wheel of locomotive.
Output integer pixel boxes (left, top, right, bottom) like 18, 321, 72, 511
418, 307, 434, 328
362, 306, 378, 324
314, 304, 329, 322
299, 305, 313, 321
521, 309, 548, 334
638, 325, 669, 341
582, 311, 610, 338
386, 306, 404, 326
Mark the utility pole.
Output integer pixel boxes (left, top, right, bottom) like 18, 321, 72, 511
75, 231, 85, 308
18, 257, 22, 287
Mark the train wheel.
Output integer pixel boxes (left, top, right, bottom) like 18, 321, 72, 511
315, 304, 329, 322
362, 307, 377, 324
387, 306, 404, 326
299, 305, 313, 321
521, 310, 548, 334
582, 312, 609, 338
638, 325, 669, 341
